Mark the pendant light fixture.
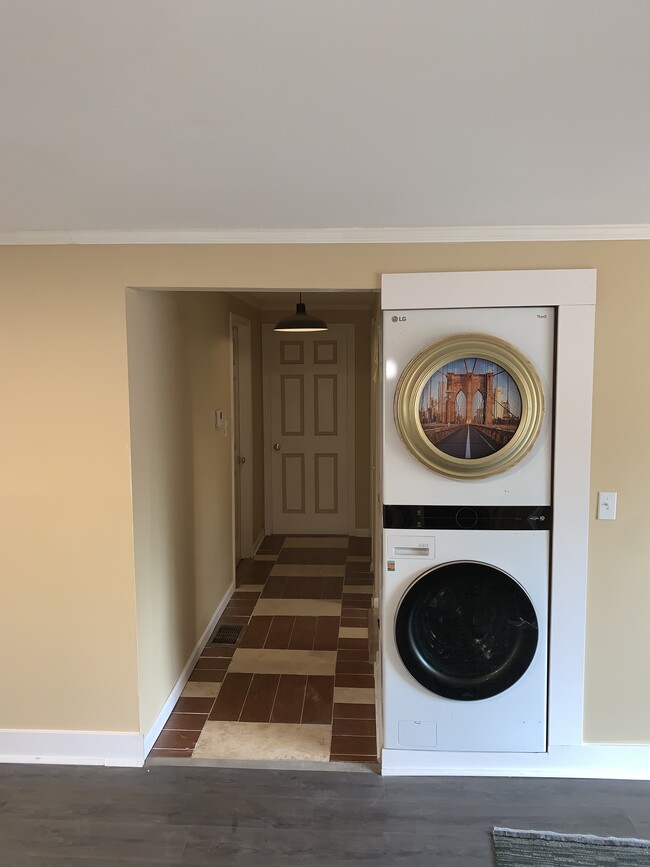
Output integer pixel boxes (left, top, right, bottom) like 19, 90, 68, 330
273, 293, 328, 332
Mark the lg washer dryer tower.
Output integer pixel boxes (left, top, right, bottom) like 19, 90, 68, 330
381, 302, 554, 759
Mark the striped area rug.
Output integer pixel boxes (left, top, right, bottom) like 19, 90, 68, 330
493, 827, 650, 866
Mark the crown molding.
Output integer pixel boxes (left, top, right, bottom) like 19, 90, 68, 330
1, 225, 650, 246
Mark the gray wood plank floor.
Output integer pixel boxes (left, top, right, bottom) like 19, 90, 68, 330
1, 764, 649, 865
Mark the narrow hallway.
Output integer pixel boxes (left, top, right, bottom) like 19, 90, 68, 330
150, 536, 378, 766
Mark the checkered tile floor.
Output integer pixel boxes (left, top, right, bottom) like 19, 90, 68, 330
150, 535, 378, 765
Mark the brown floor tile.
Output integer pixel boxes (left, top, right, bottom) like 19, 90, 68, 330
223, 601, 256, 615
330, 734, 377, 756
209, 672, 253, 721
345, 561, 373, 574
283, 576, 324, 599
333, 702, 376, 719
313, 616, 340, 650
321, 578, 343, 599
343, 582, 374, 593
218, 616, 250, 626
348, 537, 371, 556
261, 575, 287, 598
174, 696, 215, 714
201, 645, 236, 658
239, 616, 273, 648
341, 617, 370, 628
166, 712, 208, 731
226, 600, 252, 612
232, 591, 261, 600
330, 753, 377, 763
265, 616, 295, 649
239, 673, 281, 723
189, 669, 225, 683
288, 616, 318, 650
153, 729, 201, 750
194, 656, 231, 670
335, 673, 375, 688
341, 595, 371, 608
332, 717, 376, 737
335, 660, 374, 675
301, 675, 334, 725
149, 748, 194, 759
336, 649, 370, 662
338, 638, 370, 650
236, 558, 275, 583
257, 535, 285, 554
277, 547, 348, 565
270, 674, 308, 723
344, 572, 374, 584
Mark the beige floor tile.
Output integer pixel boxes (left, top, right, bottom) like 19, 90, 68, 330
271, 564, 345, 577
193, 721, 332, 761
338, 626, 369, 639
237, 584, 265, 592
347, 555, 371, 563
334, 687, 376, 705
181, 682, 222, 698
229, 648, 337, 675
283, 537, 349, 548
343, 585, 373, 594
253, 598, 342, 617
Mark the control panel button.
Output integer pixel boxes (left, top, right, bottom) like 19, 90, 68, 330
455, 507, 479, 529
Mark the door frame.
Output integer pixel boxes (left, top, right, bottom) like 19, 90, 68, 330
380, 268, 596, 773
262, 322, 356, 536
230, 313, 254, 559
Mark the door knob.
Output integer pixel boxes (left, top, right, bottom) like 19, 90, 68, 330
273, 443, 281, 451
238, 456, 246, 464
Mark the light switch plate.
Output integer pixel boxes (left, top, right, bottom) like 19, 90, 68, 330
597, 491, 617, 520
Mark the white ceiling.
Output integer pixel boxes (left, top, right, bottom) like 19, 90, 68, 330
2, 1, 650, 236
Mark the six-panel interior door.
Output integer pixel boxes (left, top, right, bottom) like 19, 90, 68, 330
269, 326, 349, 534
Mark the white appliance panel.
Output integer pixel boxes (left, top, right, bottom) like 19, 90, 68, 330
382, 306, 555, 506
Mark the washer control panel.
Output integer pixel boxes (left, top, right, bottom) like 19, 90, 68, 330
383, 504, 551, 531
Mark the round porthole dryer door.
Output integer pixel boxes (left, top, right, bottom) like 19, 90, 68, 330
395, 562, 539, 701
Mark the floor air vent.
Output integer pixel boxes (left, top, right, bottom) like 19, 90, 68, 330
210, 624, 244, 645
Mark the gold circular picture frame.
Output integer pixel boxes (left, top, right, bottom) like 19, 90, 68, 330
394, 333, 545, 480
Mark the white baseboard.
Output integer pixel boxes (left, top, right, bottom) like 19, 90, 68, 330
143, 580, 236, 756
252, 529, 265, 556
0, 730, 144, 767
381, 743, 650, 780
354, 528, 371, 537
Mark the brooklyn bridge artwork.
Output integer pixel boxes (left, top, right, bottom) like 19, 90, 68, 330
418, 356, 522, 459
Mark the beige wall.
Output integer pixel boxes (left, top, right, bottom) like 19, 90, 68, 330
127, 289, 263, 734
0, 241, 648, 741
261, 307, 373, 531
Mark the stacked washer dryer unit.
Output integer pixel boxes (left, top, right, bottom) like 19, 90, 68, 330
382, 305, 554, 759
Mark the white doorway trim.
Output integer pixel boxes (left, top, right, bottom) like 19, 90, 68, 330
262, 322, 356, 536
230, 314, 254, 560
345, 324, 356, 536
381, 269, 597, 775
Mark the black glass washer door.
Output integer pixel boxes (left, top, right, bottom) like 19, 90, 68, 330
395, 561, 539, 701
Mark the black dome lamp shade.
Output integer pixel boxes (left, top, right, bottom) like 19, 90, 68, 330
273, 293, 328, 333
